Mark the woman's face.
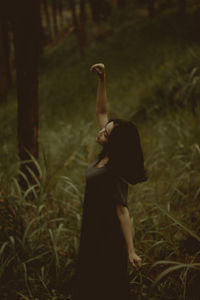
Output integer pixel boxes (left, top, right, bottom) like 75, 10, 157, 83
96, 121, 114, 146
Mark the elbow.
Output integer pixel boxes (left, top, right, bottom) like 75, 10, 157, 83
116, 204, 128, 218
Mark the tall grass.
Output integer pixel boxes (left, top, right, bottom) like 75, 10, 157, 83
128, 107, 200, 299
1, 101, 199, 299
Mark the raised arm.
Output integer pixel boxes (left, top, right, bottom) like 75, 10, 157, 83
90, 63, 108, 129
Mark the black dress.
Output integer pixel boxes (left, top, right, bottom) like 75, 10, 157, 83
72, 158, 132, 300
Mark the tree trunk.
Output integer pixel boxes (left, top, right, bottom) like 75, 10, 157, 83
69, 0, 78, 34
88, 0, 112, 23
79, 0, 86, 57
88, 0, 100, 23
117, 0, 126, 8
12, 0, 40, 191
178, 0, 186, 17
69, 0, 86, 57
52, 0, 58, 36
148, 0, 155, 17
58, 0, 64, 31
40, 1, 46, 49
5, 23, 12, 88
0, 20, 9, 104
101, 0, 112, 19
42, 0, 52, 41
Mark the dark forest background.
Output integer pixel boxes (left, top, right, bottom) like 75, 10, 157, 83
0, 0, 200, 299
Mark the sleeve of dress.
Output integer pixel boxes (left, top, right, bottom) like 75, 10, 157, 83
110, 175, 128, 207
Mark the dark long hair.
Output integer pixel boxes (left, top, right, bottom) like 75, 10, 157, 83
98, 118, 147, 185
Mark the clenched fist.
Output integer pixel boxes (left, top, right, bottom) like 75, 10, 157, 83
128, 251, 142, 271
90, 63, 105, 79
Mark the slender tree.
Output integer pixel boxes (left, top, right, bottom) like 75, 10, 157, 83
117, 0, 126, 8
0, 19, 9, 104
42, 0, 52, 41
12, 0, 41, 191
69, 0, 78, 34
69, 0, 86, 57
79, 0, 86, 56
88, 0, 101, 23
148, 0, 155, 17
88, 0, 111, 24
5, 23, 12, 88
0, 2, 12, 104
52, 0, 58, 36
58, 0, 64, 31
178, 0, 186, 17
40, 1, 47, 48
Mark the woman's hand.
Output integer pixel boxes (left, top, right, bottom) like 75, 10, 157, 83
128, 251, 142, 271
90, 63, 105, 79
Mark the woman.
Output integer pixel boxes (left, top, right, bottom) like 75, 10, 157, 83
72, 63, 147, 300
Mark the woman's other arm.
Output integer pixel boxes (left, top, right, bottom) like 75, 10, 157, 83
116, 204, 142, 270
90, 63, 108, 129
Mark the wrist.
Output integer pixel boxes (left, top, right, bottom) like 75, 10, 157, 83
99, 73, 106, 80
128, 248, 136, 255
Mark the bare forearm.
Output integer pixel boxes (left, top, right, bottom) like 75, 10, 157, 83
117, 209, 136, 254
96, 74, 108, 114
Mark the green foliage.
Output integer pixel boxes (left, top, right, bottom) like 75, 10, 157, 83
133, 47, 200, 121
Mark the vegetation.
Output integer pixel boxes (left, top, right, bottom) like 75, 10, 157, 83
0, 2, 200, 299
